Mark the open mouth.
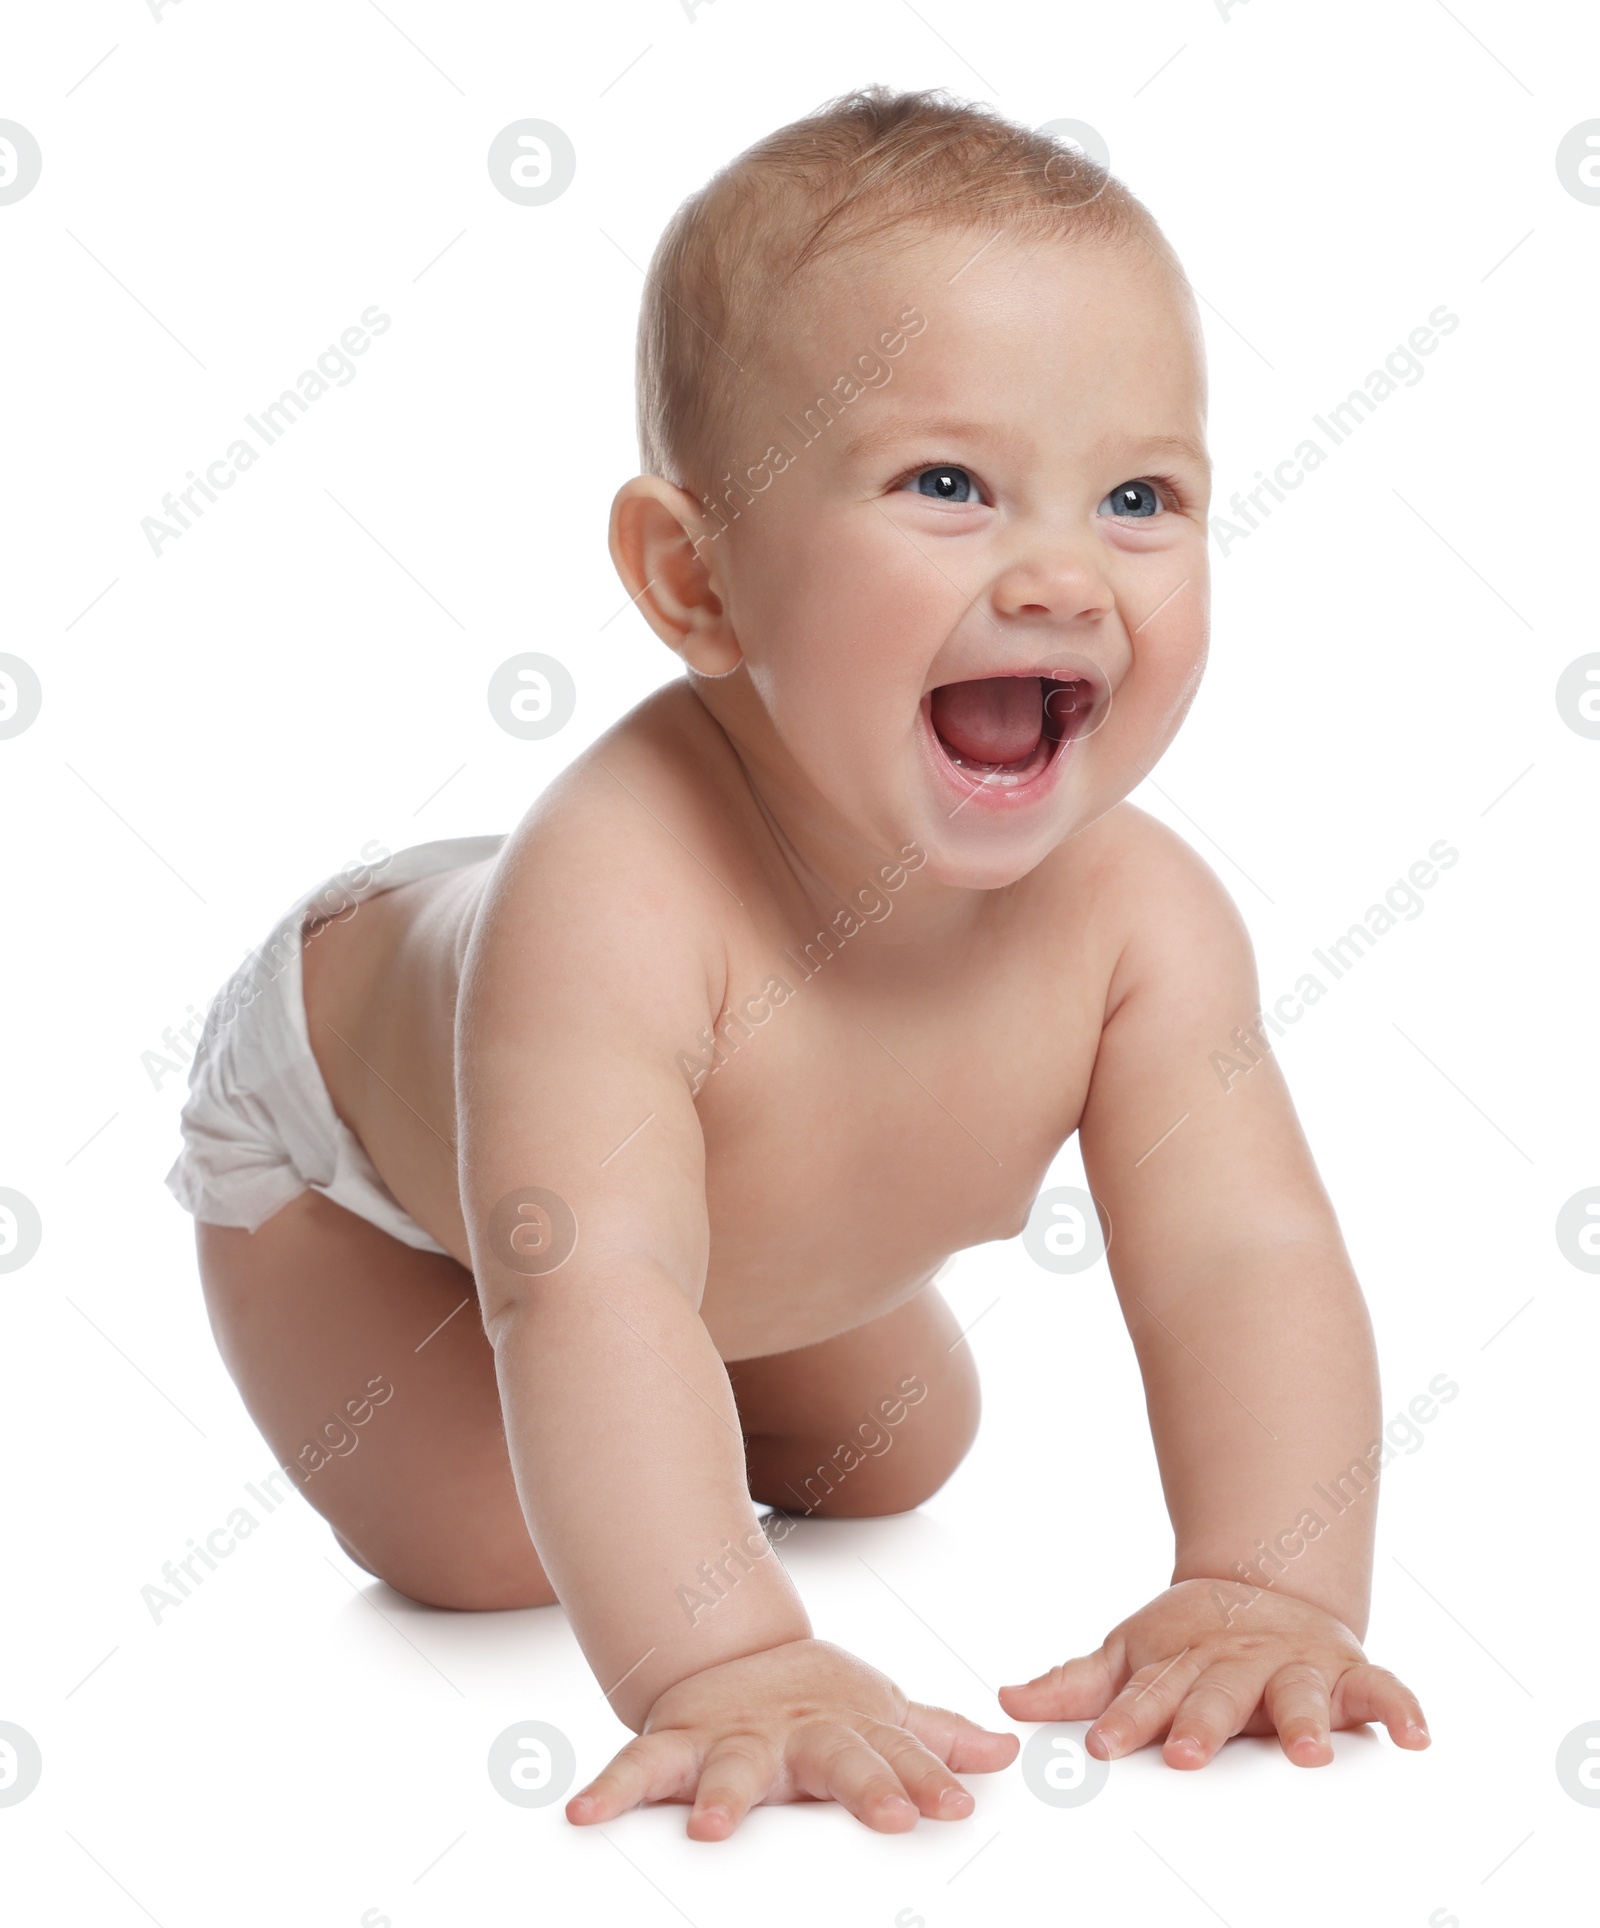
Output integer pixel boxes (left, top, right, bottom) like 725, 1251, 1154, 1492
924, 671, 1103, 791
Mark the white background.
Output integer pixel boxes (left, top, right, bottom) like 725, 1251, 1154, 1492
3, 1, 1596, 1923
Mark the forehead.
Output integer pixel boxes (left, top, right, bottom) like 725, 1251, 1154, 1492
750, 228, 1206, 453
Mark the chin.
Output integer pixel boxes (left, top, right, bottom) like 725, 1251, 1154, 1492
914, 826, 1070, 893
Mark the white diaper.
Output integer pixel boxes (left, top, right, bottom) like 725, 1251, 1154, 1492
164, 834, 507, 1253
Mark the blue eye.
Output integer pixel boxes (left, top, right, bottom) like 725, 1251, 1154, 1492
906, 465, 977, 503
1098, 479, 1163, 519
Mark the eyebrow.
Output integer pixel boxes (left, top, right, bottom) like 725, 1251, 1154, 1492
840, 417, 996, 461
1088, 430, 1211, 470
840, 417, 1210, 469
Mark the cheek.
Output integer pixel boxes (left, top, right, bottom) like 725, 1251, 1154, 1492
1125, 541, 1209, 684
1125, 609, 1209, 738
735, 516, 946, 712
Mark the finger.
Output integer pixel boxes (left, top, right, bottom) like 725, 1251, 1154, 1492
903, 1701, 1022, 1773
1085, 1647, 1204, 1761
1164, 1658, 1270, 1768
865, 1722, 980, 1821
1331, 1663, 1431, 1749
686, 1734, 779, 1842
1263, 1663, 1333, 1768
567, 1731, 699, 1825
997, 1647, 1120, 1724
788, 1724, 919, 1832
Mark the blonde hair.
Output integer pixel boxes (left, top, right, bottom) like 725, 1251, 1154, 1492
636, 85, 1176, 503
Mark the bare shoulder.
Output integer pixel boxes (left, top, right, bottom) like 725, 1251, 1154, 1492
467, 681, 756, 1029
1072, 800, 1257, 1023
498, 682, 743, 877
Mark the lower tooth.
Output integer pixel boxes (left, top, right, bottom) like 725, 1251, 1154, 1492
952, 754, 1031, 782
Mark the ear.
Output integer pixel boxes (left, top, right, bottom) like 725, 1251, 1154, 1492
608, 476, 743, 676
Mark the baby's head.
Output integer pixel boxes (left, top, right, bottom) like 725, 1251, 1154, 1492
612, 87, 1211, 891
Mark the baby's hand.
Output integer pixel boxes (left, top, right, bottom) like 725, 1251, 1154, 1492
999, 1580, 1431, 1769
568, 1637, 1019, 1838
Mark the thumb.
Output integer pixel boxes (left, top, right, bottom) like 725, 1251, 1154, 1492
998, 1647, 1119, 1723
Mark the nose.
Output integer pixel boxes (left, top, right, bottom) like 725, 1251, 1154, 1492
987, 534, 1116, 629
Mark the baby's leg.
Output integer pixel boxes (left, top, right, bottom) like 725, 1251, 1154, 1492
196, 1188, 556, 1610
730, 1287, 980, 1518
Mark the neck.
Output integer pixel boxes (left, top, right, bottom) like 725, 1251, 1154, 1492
684, 671, 999, 953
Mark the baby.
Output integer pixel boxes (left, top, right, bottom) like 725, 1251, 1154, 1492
167, 86, 1430, 1839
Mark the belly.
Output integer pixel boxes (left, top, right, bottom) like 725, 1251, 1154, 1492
688, 1017, 1083, 1358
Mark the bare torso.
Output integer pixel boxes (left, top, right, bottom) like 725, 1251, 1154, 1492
301, 683, 1132, 1360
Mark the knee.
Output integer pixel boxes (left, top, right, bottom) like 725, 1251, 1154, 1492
331, 1526, 558, 1612
332, 1528, 379, 1577
753, 1353, 981, 1519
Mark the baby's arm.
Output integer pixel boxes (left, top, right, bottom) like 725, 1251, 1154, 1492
457, 797, 1014, 1835
1001, 817, 1429, 1766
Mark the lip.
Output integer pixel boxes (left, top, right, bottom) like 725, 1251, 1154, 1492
918, 670, 1094, 816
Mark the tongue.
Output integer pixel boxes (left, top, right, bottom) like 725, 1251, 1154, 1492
930, 676, 1043, 765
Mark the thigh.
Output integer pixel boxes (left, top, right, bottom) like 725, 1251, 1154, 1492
728, 1284, 981, 1517
195, 1187, 556, 1610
